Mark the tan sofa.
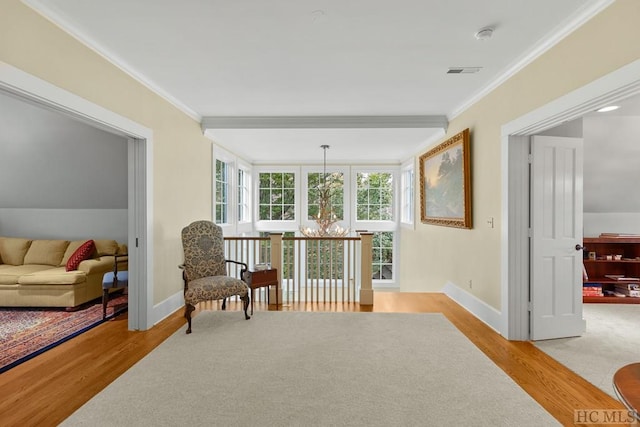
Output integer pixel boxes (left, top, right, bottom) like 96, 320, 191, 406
0, 237, 127, 309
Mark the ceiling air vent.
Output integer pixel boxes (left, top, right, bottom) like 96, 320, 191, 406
447, 67, 482, 74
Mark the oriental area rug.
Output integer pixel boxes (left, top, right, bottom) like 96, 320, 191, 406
0, 294, 127, 374
62, 311, 559, 426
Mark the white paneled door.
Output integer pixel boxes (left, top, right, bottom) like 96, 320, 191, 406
530, 135, 585, 340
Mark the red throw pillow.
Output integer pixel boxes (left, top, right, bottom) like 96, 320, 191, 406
65, 240, 95, 271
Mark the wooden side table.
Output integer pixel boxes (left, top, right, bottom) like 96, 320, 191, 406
243, 268, 278, 315
613, 362, 640, 421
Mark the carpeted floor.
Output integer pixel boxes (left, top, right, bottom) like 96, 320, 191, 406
535, 303, 640, 397
0, 294, 127, 374
62, 311, 559, 426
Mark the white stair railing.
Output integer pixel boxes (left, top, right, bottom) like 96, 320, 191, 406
224, 233, 373, 306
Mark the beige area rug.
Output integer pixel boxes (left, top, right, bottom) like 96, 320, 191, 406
62, 312, 558, 426
535, 303, 640, 397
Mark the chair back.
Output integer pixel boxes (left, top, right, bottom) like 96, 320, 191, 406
181, 221, 226, 281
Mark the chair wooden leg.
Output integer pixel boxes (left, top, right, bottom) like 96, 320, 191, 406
102, 289, 109, 319
184, 303, 196, 334
242, 294, 251, 320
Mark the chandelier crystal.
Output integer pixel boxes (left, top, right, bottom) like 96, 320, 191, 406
300, 145, 350, 238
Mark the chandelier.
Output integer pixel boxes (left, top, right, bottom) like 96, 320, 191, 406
300, 145, 349, 238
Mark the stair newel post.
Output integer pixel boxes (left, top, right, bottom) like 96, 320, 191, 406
359, 232, 374, 305
269, 233, 283, 305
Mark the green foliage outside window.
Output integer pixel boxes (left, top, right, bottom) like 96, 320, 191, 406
305, 239, 345, 280
258, 172, 295, 221
356, 172, 393, 221
372, 231, 393, 280
215, 159, 228, 224
307, 172, 344, 220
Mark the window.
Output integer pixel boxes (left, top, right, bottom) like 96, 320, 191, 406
215, 159, 229, 224
258, 172, 296, 221
353, 167, 398, 287
307, 171, 345, 220
372, 231, 394, 280
238, 168, 249, 223
213, 146, 252, 233
356, 172, 393, 221
400, 162, 414, 226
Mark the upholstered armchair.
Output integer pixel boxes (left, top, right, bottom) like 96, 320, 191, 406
180, 220, 250, 334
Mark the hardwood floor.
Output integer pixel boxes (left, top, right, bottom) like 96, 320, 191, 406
0, 293, 626, 427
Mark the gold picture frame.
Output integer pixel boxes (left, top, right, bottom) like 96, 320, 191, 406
419, 128, 472, 229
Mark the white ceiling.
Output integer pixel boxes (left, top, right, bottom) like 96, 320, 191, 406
25, 0, 615, 164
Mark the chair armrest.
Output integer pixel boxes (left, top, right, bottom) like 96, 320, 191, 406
226, 260, 248, 281
226, 259, 248, 270
113, 253, 128, 275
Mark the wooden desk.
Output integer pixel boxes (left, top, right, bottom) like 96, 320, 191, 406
243, 268, 278, 315
613, 362, 640, 421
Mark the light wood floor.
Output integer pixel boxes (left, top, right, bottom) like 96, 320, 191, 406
0, 293, 625, 427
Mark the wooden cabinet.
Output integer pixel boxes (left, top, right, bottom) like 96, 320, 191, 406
582, 237, 640, 304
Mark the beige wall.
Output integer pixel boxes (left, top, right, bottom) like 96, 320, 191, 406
2, 0, 639, 313
0, 0, 213, 305
400, 0, 640, 310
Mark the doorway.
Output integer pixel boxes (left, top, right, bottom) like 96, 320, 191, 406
0, 62, 153, 330
501, 59, 640, 341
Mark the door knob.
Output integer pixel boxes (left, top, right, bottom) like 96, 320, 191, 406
575, 244, 585, 251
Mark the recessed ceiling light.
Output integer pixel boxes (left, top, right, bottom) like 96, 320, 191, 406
596, 105, 620, 112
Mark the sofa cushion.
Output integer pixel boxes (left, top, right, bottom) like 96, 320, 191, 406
0, 237, 33, 266
18, 266, 87, 285
94, 239, 119, 256
0, 265, 53, 285
66, 240, 95, 271
24, 240, 70, 266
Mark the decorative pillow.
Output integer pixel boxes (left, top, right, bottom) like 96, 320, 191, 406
65, 240, 95, 272
23, 240, 70, 266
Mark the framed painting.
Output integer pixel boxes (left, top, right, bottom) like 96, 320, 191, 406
419, 128, 472, 229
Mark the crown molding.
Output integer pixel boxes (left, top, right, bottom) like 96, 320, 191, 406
22, 0, 202, 123
449, 0, 616, 120
201, 115, 448, 131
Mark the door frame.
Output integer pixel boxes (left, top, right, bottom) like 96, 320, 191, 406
501, 59, 640, 340
0, 61, 154, 331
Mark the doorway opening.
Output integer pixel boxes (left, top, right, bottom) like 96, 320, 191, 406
501, 59, 640, 341
0, 62, 153, 330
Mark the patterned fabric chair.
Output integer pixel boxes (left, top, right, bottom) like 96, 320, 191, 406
180, 220, 250, 334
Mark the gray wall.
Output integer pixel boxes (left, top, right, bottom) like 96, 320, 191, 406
0, 91, 128, 242
583, 115, 640, 236
542, 114, 640, 236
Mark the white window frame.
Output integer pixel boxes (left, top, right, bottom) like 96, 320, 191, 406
400, 159, 415, 229
214, 156, 231, 227
352, 166, 398, 229
351, 166, 399, 288
253, 166, 300, 233
300, 164, 351, 235
236, 159, 252, 234
213, 145, 253, 235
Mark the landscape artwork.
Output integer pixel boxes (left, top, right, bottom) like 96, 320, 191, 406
419, 128, 472, 229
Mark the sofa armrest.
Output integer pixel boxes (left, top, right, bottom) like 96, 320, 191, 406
77, 256, 117, 275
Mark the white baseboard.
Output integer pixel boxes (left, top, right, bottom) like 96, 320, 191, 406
442, 281, 502, 334
152, 290, 184, 326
